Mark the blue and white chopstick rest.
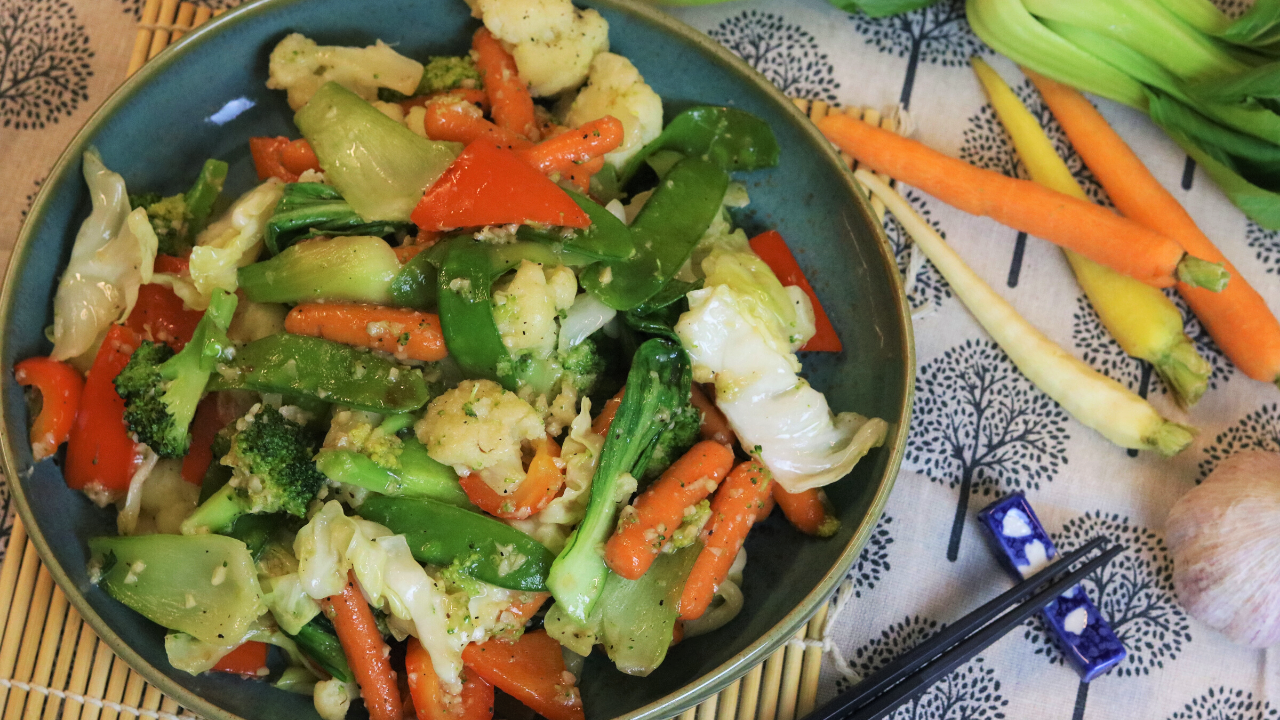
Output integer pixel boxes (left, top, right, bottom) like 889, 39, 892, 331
977, 493, 1126, 681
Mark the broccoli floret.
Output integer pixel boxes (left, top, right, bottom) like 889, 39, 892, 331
128, 192, 162, 210
560, 337, 606, 396
133, 159, 229, 257
145, 194, 191, 256
114, 290, 239, 458
639, 401, 701, 481
181, 403, 327, 535
419, 56, 482, 94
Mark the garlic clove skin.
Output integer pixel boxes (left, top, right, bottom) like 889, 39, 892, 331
1167, 450, 1280, 648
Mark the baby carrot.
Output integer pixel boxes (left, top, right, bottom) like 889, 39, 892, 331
322, 571, 402, 720
591, 387, 625, 436
472, 28, 537, 140
517, 116, 625, 176
772, 485, 839, 538
406, 637, 494, 720
462, 630, 584, 720
562, 155, 604, 193
460, 436, 564, 520
679, 461, 772, 621
424, 100, 532, 150
858, 170, 1195, 455
284, 303, 447, 363
817, 112, 1228, 290
688, 384, 734, 446
605, 441, 735, 580
1027, 68, 1280, 387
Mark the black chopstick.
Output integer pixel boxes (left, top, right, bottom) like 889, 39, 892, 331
804, 537, 1123, 720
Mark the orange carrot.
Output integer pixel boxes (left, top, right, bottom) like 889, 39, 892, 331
506, 593, 551, 626
679, 462, 772, 621
816, 112, 1223, 290
459, 436, 564, 520
401, 88, 490, 114
424, 100, 532, 150
1026, 69, 1280, 385
517, 117, 625, 176
755, 491, 776, 523
605, 441, 735, 580
407, 637, 495, 720
591, 387, 626, 436
472, 28, 537, 140
321, 571, 402, 720
772, 485, 839, 538
563, 156, 604, 193
688, 384, 734, 446
462, 630, 584, 720
748, 230, 842, 352
211, 641, 269, 677
284, 303, 447, 363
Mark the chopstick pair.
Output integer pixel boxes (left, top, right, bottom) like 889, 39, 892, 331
804, 536, 1123, 720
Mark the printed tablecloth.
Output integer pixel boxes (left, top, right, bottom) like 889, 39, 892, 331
2, 0, 1279, 718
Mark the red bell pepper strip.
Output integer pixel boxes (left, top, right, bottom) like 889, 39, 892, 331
13, 357, 84, 461
410, 141, 590, 231
249, 136, 321, 183
461, 630, 584, 720
212, 641, 270, 677
181, 396, 223, 485
748, 230, 842, 353
124, 284, 204, 351
321, 571, 403, 720
153, 254, 189, 275
64, 325, 143, 497
407, 638, 495, 720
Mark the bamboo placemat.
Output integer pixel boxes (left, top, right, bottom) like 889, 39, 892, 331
0, 7, 879, 717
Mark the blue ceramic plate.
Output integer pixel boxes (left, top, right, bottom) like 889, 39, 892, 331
0, 1, 913, 718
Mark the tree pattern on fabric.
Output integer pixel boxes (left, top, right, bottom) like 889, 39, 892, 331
119, 0, 239, 20
845, 0, 989, 109
839, 615, 1008, 719
1024, 512, 1190, 720
881, 188, 951, 313
849, 513, 894, 598
1167, 687, 1278, 720
1070, 291, 1233, 401
1199, 403, 1280, 481
1246, 222, 1280, 275
0, 0, 93, 130
906, 339, 1069, 561
20, 176, 42, 220
707, 11, 839, 103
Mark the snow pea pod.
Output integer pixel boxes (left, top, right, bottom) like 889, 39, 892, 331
210, 333, 432, 413
582, 158, 729, 311
517, 189, 635, 260
619, 106, 780, 184
356, 495, 555, 592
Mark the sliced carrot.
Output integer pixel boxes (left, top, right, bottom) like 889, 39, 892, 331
472, 28, 537, 140
407, 638, 495, 720
321, 571, 402, 720
249, 136, 320, 183
284, 303, 447, 363
506, 593, 551, 626
401, 88, 490, 114
605, 441, 736, 580
1027, 69, 1280, 385
459, 436, 564, 520
591, 387, 626, 436
424, 100, 532, 150
816, 113, 1210, 289
517, 117, 625, 176
688, 384, 734, 446
211, 641, 269, 677
14, 356, 84, 461
461, 630, 584, 720
280, 138, 321, 177
748, 230, 842, 352
679, 461, 772, 621
772, 485, 839, 538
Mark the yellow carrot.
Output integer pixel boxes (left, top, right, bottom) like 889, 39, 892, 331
857, 170, 1194, 455
971, 57, 1211, 406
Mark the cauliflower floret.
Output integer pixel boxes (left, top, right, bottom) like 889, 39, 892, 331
468, 0, 609, 97
492, 261, 562, 354
267, 33, 424, 111
563, 53, 663, 169
323, 409, 403, 468
416, 380, 544, 492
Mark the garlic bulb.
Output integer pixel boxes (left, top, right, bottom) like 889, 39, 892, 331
1167, 450, 1280, 647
